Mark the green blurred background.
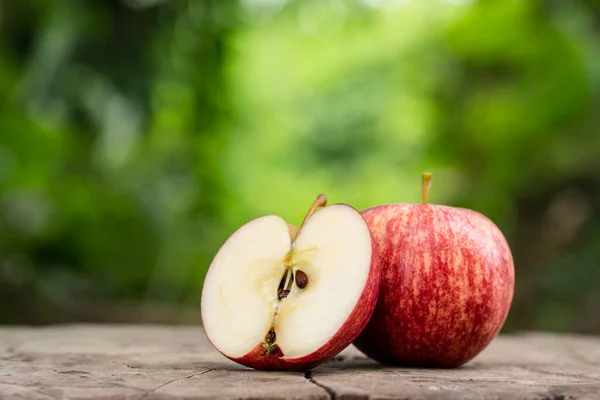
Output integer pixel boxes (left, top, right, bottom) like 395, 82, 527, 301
1, 0, 599, 333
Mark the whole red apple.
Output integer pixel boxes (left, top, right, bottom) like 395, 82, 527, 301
353, 173, 514, 368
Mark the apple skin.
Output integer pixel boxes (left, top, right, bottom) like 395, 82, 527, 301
203, 234, 380, 372
353, 204, 514, 368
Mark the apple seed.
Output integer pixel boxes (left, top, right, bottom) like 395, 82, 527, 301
295, 270, 308, 289
277, 266, 295, 300
264, 328, 276, 344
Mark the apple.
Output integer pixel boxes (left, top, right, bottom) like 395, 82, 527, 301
353, 173, 515, 368
201, 194, 380, 371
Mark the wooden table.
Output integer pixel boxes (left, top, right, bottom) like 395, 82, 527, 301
0, 325, 599, 399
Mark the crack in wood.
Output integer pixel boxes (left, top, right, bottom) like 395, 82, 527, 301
304, 371, 339, 400
140, 369, 213, 399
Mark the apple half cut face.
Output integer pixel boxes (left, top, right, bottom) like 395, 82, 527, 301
201, 198, 379, 371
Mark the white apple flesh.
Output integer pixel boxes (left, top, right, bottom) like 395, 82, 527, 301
201, 196, 379, 371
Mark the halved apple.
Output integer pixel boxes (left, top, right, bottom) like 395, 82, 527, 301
201, 195, 379, 371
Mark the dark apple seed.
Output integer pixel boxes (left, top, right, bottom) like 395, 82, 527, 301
264, 328, 276, 344
295, 270, 308, 289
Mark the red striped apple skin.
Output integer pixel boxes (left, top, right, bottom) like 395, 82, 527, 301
354, 204, 514, 368
206, 238, 380, 372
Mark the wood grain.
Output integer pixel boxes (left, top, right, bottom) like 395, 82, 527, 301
0, 325, 599, 399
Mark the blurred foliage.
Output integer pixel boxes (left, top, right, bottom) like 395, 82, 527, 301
0, 0, 599, 332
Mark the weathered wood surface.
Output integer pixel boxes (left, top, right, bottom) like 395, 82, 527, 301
0, 325, 599, 399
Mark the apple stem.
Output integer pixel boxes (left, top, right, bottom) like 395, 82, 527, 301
292, 194, 328, 242
421, 172, 432, 205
